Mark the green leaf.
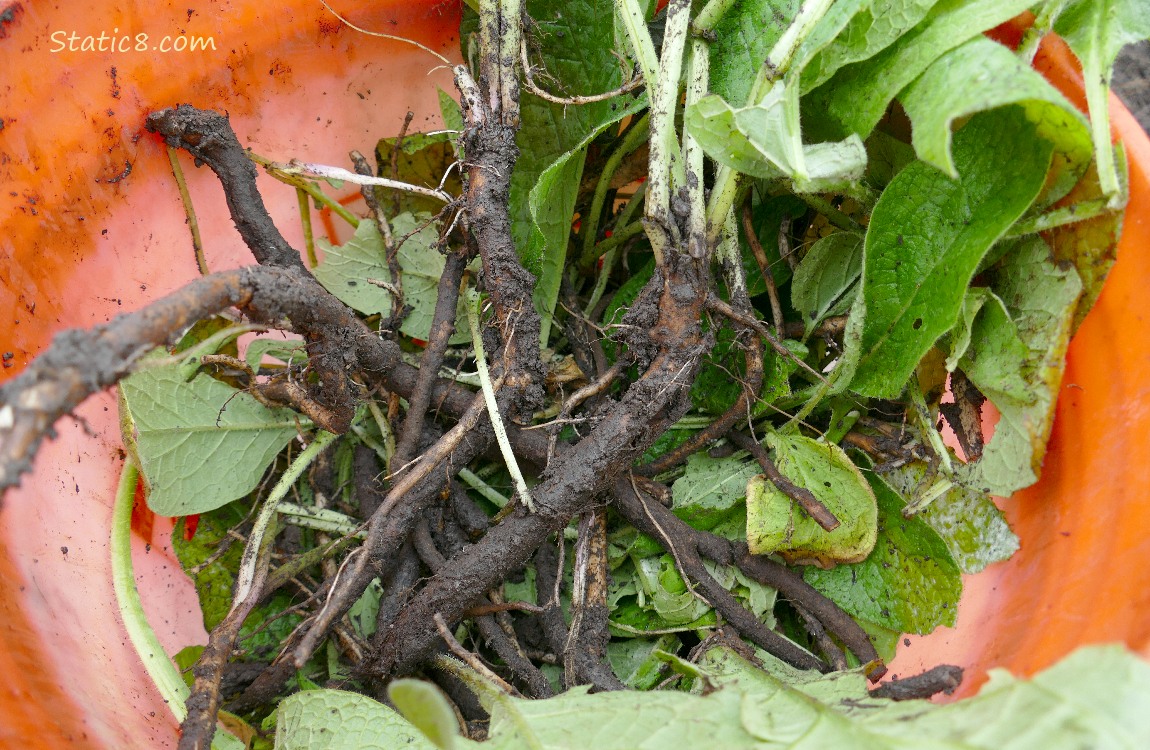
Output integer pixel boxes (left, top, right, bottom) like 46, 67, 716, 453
804, 470, 962, 634
804, 0, 1034, 141
1054, 0, 1150, 197
274, 689, 438, 750
513, 0, 643, 342
607, 635, 680, 689
465, 644, 1150, 748
313, 216, 470, 344
1044, 150, 1127, 330
690, 323, 747, 414
119, 362, 300, 516
745, 431, 877, 566
348, 577, 383, 640
883, 462, 1018, 574
389, 680, 461, 750
525, 96, 646, 345
685, 85, 868, 190
957, 236, 1082, 495
707, 0, 795, 106
841, 106, 1054, 399
800, 0, 939, 93
790, 232, 863, 338
900, 36, 1091, 202
670, 451, 760, 532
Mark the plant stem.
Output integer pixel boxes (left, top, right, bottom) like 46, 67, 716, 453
579, 113, 650, 268
296, 187, 317, 268
467, 289, 536, 512
111, 461, 191, 721
166, 147, 208, 276
247, 152, 361, 229
232, 430, 338, 607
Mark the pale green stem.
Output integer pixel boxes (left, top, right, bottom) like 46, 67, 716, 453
497, 0, 523, 125
232, 431, 338, 607
683, 38, 711, 257
579, 113, 650, 267
643, 0, 691, 252
297, 188, 317, 268
1006, 195, 1124, 237
763, 0, 834, 82
692, 0, 740, 34
705, 167, 743, 248
112, 461, 191, 721
248, 152, 360, 229
467, 289, 536, 512
277, 502, 365, 537
1018, 0, 1070, 64
366, 398, 397, 473
166, 147, 208, 276
458, 466, 511, 508
614, 0, 661, 93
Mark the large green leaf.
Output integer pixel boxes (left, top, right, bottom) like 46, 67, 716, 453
745, 431, 877, 566
803, 0, 1034, 141
275, 689, 438, 750
841, 107, 1053, 399
804, 470, 962, 634
900, 36, 1091, 202
1054, 0, 1150, 197
707, 0, 795, 106
957, 237, 1082, 495
119, 362, 300, 516
408, 644, 1150, 749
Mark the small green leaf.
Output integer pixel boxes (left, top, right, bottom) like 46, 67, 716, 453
745, 432, 877, 566
804, 0, 1034, 141
437, 86, 464, 133
883, 462, 1018, 574
275, 689, 438, 750
900, 36, 1091, 201
119, 362, 300, 516
389, 680, 461, 750
790, 232, 863, 338
670, 451, 760, 532
313, 216, 471, 344
957, 236, 1082, 495
607, 635, 681, 690
804, 470, 962, 634
841, 106, 1054, 398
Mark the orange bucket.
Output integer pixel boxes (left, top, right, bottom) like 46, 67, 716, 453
1, 4, 1146, 747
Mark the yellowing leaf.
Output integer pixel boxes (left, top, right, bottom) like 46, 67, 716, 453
745, 432, 877, 567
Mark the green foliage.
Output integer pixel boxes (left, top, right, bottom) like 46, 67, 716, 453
840, 106, 1054, 398
745, 431, 877, 566
804, 470, 962, 634
119, 359, 300, 516
275, 689, 438, 750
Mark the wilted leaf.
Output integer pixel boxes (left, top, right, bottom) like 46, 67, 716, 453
804, 470, 962, 634
883, 462, 1018, 574
670, 451, 760, 532
957, 236, 1082, 495
745, 431, 877, 566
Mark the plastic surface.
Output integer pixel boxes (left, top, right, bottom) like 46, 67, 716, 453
0, 5, 1147, 748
